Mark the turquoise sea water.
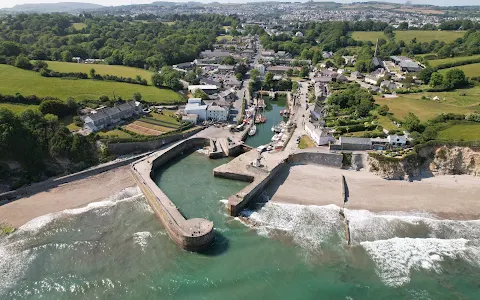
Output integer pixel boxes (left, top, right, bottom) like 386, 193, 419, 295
1, 151, 480, 299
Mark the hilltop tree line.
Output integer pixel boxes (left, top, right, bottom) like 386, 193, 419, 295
0, 13, 238, 70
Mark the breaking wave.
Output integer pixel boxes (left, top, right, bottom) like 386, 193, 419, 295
240, 201, 480, 286
0, 186, 147, 296
133, 231, 152, 251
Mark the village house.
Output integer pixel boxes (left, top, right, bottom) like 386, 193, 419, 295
267, 65, 297, 75
305, 122, 334, 146
217, 65, 235, 75
83, 101, 142, 132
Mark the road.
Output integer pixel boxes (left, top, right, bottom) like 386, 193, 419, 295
283, 81, 311, 153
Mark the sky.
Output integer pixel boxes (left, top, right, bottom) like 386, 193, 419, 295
1, 0, 479, 9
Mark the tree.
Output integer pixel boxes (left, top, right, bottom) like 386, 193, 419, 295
32, 60, 48, 72
418, 67, 434, 84
222, 56, 236, 65
263, 72, 274, 90
333, 55, 345, 67
250, 68, 260, 81
89, 68, 96, 79
378, 105, 389, 116
151, 73, 163, 88
133, 92, 142, 101
0, 41, 22, 57
61, 50, 73, 62
444, 69, 468, 89
299, 66, 309, 78
403, 112, 421, 132
185, 71, 199, 84
429, 72, 444, 87
14, 54, 33, 70
193, 89, 209, 100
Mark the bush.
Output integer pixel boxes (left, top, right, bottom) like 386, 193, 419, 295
14, 54, 33, 70
39, 100, 76, 117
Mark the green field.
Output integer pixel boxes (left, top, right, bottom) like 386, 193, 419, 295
438, 123, 480, 141
0, 103, 38, 114
440, 63, 480, 77
375, 87, 480, 121
428, 55, 480, 67
97, 129, 133, 139
216, 35, 233, 42
72, 23, 87, 30
298, 135, 315, 149
46, 61, 155, 84
352, 30, 465, 43
0, 64, 184, 104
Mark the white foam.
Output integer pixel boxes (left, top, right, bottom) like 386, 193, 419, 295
0, 244, 37, 293
18, 186, 143, 234
361, 237, 477, 287
133, 231, 152, 251
244, 202, 343, 251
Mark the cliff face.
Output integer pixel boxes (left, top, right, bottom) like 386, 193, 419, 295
367, 146, 480, 180
430, 146, 480, 176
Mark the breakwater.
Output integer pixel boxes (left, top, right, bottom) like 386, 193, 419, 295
131, 138, 215, 251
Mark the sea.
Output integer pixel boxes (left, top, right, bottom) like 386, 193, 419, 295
1, 151, 480, 300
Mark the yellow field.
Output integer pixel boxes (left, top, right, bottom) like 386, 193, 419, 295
352, 30, 465, 43
46, 61, 155, 84
439, 63, 480, 77
375, 87, 480, 121
428, 55, 480, 67
72, 23, 87, 30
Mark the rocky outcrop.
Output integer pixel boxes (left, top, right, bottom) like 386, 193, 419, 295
367, 154, 423, 180
430, 146, 480, 176
368, 145, 480, 180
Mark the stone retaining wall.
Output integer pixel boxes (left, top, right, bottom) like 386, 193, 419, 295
287, 151, 343, 168
107, 127, 203, 155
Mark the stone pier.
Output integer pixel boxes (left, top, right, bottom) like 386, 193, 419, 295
131, 138, 215, 251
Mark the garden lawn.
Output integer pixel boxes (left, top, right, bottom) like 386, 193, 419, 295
438, 123, 480, 141
72, 22, 87, 30
0, 64, 184, 104
97, 129, 133, 139
46, 61, 155, 84
298, 135, 315, 149
428, 55, 480, 67
0, 103, 38, 114
216, 35, 233, 42
375, 87, 480, 121
439, 63, 480, 77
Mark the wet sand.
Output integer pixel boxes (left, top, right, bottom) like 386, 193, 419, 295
0, 166, 135, 228
268, 165, 480, 220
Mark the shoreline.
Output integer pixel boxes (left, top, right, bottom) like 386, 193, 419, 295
266, 165, 480, 221
2, 162, 479, 230
0, 166, 136, 228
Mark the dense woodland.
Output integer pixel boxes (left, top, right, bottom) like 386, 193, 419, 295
0, 13, 238, 70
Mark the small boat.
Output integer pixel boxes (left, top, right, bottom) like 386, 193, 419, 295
248, 125, 257, 136
255, 114, 266, 124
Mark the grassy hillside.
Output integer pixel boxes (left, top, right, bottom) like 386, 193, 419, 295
0, 65, 184, 104
439, 63, 480, 77
72, 22, 87, 30
375, 87, 480, 121
352, 30, 464, 43
46, 61, 155, 84
0, 103, 38, 114
438, 123, 480, 141
428, 55, 480, 67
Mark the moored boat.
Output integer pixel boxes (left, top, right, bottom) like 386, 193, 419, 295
248, 125, 257, 136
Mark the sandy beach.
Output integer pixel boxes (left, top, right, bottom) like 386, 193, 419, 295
0, 166, 136, 228
268, 165, 480, 220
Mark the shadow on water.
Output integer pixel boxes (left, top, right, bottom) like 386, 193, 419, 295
198, 231, 230, 256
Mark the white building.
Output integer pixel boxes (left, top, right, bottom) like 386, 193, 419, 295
182, 114, 198, 124
254, 64, 265, 75
207, 105, 229, 121
184, 98, 207, 120
305, 122, 334, 146
295, 31, 304, 37
387, 134, 407, 146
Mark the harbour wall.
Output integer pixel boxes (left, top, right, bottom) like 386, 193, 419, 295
131, 138, 215, 251
227, 161, 286, 216
107, 127, 203, 155
0, 153, 148, 203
